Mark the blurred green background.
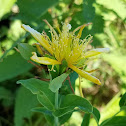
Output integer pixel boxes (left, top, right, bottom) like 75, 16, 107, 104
0, 0, 126, 126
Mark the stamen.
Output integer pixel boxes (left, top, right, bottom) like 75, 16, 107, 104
48, 64, 56, 72
43, 19, 58, 39
67, 24, 72, 30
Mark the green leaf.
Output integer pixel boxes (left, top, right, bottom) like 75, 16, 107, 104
14, 86, 38, 126
49, 73, 69, 92
100, 116, 126, 126
81, 113, 91, 126
17, 0, 59, 23
17, 78, 55, 105
59, 113, 72, 125
0, 86, 13, 106
61, 95, 92, 112
0, 87, 11, 99
53, 94, 92, 117
92, 107, 100, 125
53, 106, 74, 117
0, 0, 16, 20
18, 43, 36, 60
0, 52, 33, 82
83, 0, 95, 22
119, 92, 126, 107
32, 107, 52, 115
37, 93, 55, 111
44, 115, 54, 126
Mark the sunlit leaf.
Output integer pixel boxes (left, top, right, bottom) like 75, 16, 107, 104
0, 0, 16, 19
96, 0, 126, 20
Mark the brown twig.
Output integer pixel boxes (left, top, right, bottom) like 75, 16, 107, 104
67, 76, 75, 94
28, 60, 43, 69
35, 76, 50, 82
14, 47, 20, 52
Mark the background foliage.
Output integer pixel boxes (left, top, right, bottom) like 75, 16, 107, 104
0, 0, 126, 125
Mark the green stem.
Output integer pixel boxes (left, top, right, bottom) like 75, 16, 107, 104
55, 90, 59, 126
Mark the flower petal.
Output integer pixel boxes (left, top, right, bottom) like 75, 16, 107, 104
69, 64, 101, 85
31, 52, 61, 65
21, 24, 53, 54
84, 48, 110, 58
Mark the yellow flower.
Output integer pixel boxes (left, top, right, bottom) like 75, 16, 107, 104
21, 20, 109, 85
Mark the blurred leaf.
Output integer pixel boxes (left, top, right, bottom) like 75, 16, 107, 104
96, 0, 126, 20
83, 0, 95, 22
37, 93, 55, 111
17, 78, 55, 105
49, 73, 68, 92
99, 93, 120, 124
18, 43, 36, 60
0, 32, 29, 61
14, 86, 38, 126
0, 0, 16, 20
81, 113, 91, 126
103, 52, 126, 83
119, 92, 126, 107
0, 86, 13, 106
0, 87, 11, 99
100, 116, 126, 126
8, 20, 25, 41
0, 52, 33, 82
17, 0, 59, 23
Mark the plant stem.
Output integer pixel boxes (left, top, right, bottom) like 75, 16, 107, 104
55, 90, 59, 126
